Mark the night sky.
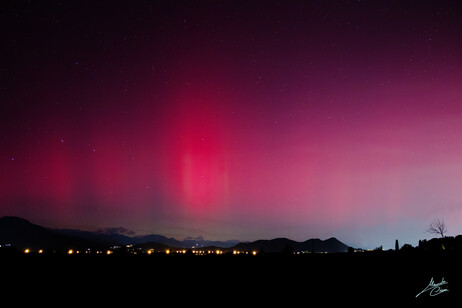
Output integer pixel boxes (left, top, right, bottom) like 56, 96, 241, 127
2, 1, 462, 248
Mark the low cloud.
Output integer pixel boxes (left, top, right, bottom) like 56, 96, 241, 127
184, 235, 205, 241
96, 227, 135, 236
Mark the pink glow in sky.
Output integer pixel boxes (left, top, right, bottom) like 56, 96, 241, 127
1, 1, 462, 248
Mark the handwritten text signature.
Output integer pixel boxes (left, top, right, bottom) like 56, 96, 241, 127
416, 277, 449, 298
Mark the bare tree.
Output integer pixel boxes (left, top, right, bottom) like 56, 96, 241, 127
426, 218, 447, 238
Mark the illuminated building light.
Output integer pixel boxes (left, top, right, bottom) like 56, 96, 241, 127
107, 250, 112, 255
68, 249, 74, 255
252, 251, 257, 256
24, 249, 30, 254
38, 249, 43, 254
165, 249, 170, 254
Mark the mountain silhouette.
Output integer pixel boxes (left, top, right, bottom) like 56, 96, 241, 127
231, 237, 350, 253
0, 216, 240, 250
54, 228, 240, 248
0, 216, 350, 253
0, 216, 99, 250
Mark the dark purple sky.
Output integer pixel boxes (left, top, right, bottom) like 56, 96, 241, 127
1, 0, 462, 248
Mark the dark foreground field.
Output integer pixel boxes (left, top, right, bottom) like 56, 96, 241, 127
2, 251, 460, 304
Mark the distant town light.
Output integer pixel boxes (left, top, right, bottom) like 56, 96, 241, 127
165, 249, 170, 255
24, 249, 30, 254
68, 249, 74, 255
252, 251, 257, 256
38, 249, 43, 254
